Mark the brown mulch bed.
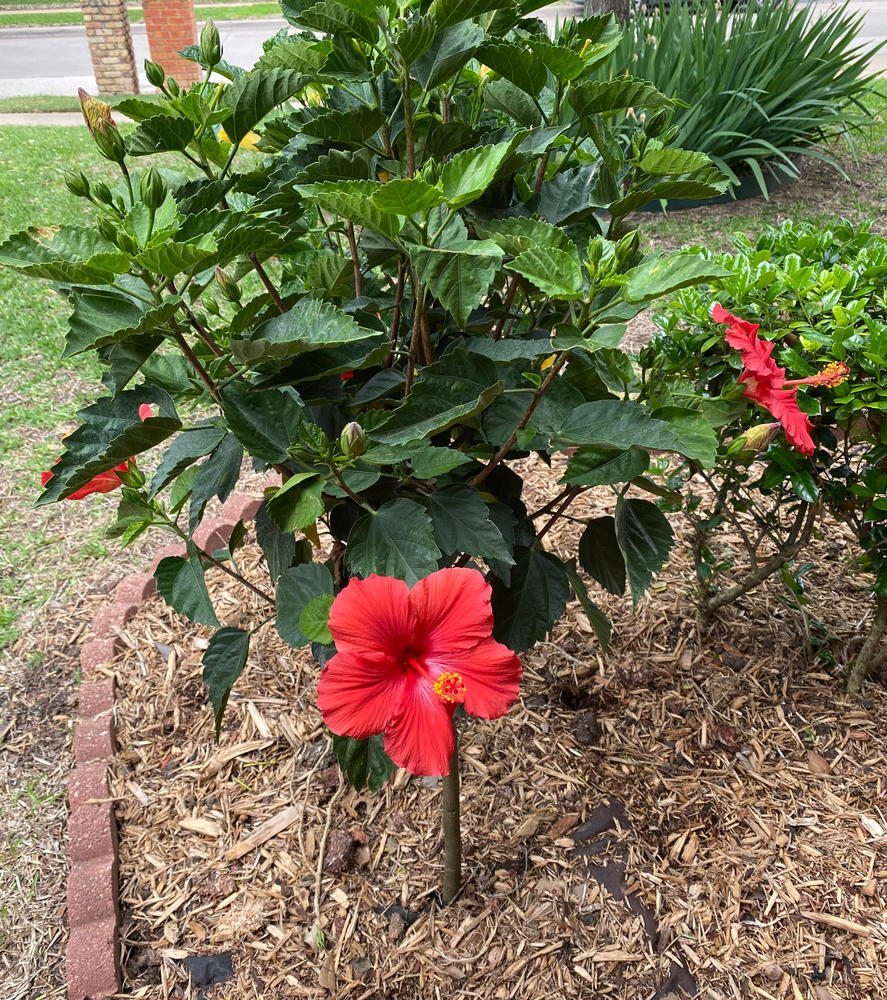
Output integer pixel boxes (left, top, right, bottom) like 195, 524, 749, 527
106, 458, 887, 1000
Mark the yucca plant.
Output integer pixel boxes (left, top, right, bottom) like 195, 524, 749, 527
591, 0, 882, 197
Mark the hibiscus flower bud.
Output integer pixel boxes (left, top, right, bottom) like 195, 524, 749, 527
732, 422, 780, 455
78, 89, 125, 163
144, 59, 166, 90
645, 108, 668, 137
199, 18, 222, 69
139, 167, 167, 210
615, 229, 641, 265
339, 421, 365, 458
64, 169, 91, 199
215, 266, 240, 302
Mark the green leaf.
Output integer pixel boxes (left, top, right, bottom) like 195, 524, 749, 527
202, 627, 251, 739
655, 406, 718, 468
615, 497, 674, 605
223, 69, 306, 144
220, 382, 303, 464
155, 542, 220, 627
255, 501, 299, 582
37, 388, 180, 505
396, 14, 436, 65
413, 19, 484, 89
0, 225, 128, 284
473, 216, 575, 258
255, 37, 332, 73
483, 77, 541, 128
346, 499, 441, 585
189, 433, 244, 531
281, 0, 378, 44
411, 239, 503, 327
372, 178, 445, 216
476, 40, 547, 96
578, 517, 625, 597
791, 470, 819, 503
507, 246, 583, 299
409, 445, 473, 479
429, 0, 505, 30
639, 147, 713, 176
372, 350, 503, 445
266, 473, 326, 532
297, 179, 401, 238
562, 446, 650, 487
135, 236, 218, 278
64, 293, 180, 358
150, 423, 225, 502
565, 559, 611, 652
525, 36, 585, 81
568, 77, 674, 118
491, 547, 570, 653
331, 733, 396, 792
428, 485, 512, 562
231, 297, 381, 364
301, 106, 385, 143
101, 333, 163, 395
276, 561, 335, 647
624, 254, 733, 304
127, 114, 196, 154
557, 400, 682, 454
299, 593, 334, 643
536, 163, 604, 226
440, 142, 512, 209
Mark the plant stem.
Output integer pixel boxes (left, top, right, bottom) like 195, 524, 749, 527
469, 352, 568, 488
847, 595, 887, 694
171, 329, 223, 406
441, 722, 461, 906
386, 255, 406, 366
346, 222, 363, 297
248, 253, 286, 314
402, 70, 416, 178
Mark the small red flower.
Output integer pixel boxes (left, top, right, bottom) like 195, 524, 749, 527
341, 370, 354, 381
714, 303, 848, 457
317, 568, 522, 776
41, 404, 154, 500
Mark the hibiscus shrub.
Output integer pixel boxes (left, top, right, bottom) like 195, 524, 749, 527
641, 220, 887, 691
1, 4, 732, 792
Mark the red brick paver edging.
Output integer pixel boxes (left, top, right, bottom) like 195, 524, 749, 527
66, 493, 262, 1000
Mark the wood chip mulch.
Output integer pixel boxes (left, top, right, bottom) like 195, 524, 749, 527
106, 458, 887, 1000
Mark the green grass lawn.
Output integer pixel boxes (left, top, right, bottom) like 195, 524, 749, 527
0, 2, 280, 25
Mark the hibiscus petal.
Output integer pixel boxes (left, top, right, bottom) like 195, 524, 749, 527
327, 575, 415, 658
429, 637, 522, 719
317, 649, 405, 740
410, 568, 494, 657
713, 302, 758, 335
383, 674, 455, 776
743, 383, 815, 455
714, 302, 785, 382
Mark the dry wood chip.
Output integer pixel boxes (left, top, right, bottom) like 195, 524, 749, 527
225, 805, 302, 860
179, 816, 223, 838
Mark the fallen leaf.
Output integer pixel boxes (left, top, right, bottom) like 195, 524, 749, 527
806, 750, 831, 775
512, 814, 542, 841
547, 812, 580, 840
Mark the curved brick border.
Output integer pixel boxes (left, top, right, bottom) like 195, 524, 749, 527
67, 493, 262, 1000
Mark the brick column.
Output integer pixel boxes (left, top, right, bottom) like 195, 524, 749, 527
80, 0, 139, 95
142, 0, 202, 87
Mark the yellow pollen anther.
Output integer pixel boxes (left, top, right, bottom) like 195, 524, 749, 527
814, 361, 850, 388
433, 671, 466, 705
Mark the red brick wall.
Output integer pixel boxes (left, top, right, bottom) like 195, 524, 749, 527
81, 0, 139, 94
142, 0, 202, 87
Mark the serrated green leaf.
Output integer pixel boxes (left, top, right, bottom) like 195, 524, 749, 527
623, 254, 733, 304
473, 216, 576, 258
507, 246, 583, 299
483, 77, 541, 128
562, 446, 650, 487
346, 499, 441, 585
409, 445, 473, 479
135, 235, 218, 278
568, 77, 674, 118
299, 593, 334, 643
331, 733, 396, 792
428, 484, 512, 562
301, 106, 385, 143
297, 179, 401, 238
372, 178, 445, 216
578, 516, 625, 597
440, 142, 512, 209
429, 0, 505, 30
476, 40, 547, 96
281, 0, 378, 44
149, 422, 227, 499
189, 434, 244, 531
202, 627, 251, 739
396, 14, 436, 65
615, 497, 674, 605
413, 19, 484, 89
0, 225, 128, 284
536, 163, 605, 225
266, 473, 325, 533
255, 37, 332, 73
155, 542, 220, 627
276, 561, 335, 647
557, 400, 683, 454
372, 350, 503, 445
127, 114, 196, 155
223, 68, 306, 144
639, 147, 713, 176
220, 382, 303, 463
491, 547, 570, 653
410, 239, 503, 326
255, 501, 300, 583
655, 406, 718, 468
526, 36, 585, 81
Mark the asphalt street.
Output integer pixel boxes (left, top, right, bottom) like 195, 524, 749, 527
0, 0, 883, 97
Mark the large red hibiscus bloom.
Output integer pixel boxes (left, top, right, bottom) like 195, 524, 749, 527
317, 568, 522, 777
713, 303, 848, 456
41, 403, 153, 500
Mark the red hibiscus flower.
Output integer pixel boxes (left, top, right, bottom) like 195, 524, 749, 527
713, 303, 848, 457
41, 404, 154, 500
317, 568, 522, 777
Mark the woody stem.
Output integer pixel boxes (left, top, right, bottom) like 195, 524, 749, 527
441, 722, 462, 906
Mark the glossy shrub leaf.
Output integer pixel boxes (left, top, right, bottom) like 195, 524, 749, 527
346, 499, 441, 586
396, 13, 436, 65
202, 627, 250, 739
526, 36, 585, 82
276, 561, 334, 647
220, 382, 302, 463
266, 473, 326, 532
639, 147, 713, 176
562, 446, 650, 488
473, 216, 576, 258
372, 350, 503, 445
281, 0, 377, 44
223, 68, 306, 144
578, 517, 625, 597
507, 246, 584, 299
301, 107, 386, 143
64, 293, 181, 358
255, 501, 299, 582
188, 433, 244, 531
297, 180, 401, 238
37, 388, 180, 505
411, 239, 503, 327
568, 77, 674, 118
791, 470, 819, 502
557, 400, 682, 454
372, 178, 445, 216
491, 547, 570, 653
476, 40, 547, 96
429, 0, 503, 30
656, 406, 718, 468
615, 498, 674, 605
300, 593, 334, 643
0, 226, 127, 284
565, 559, 611, 652
331, 733, 396, 792
440, 143, 512, 209
155, 542, 220, 627
127, 114, 196, 154
428, 484, 513, 562
255, 37, 333, 73
149, 421, 227, 498
413, 20, 484, 89
624, 254, 733, 304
